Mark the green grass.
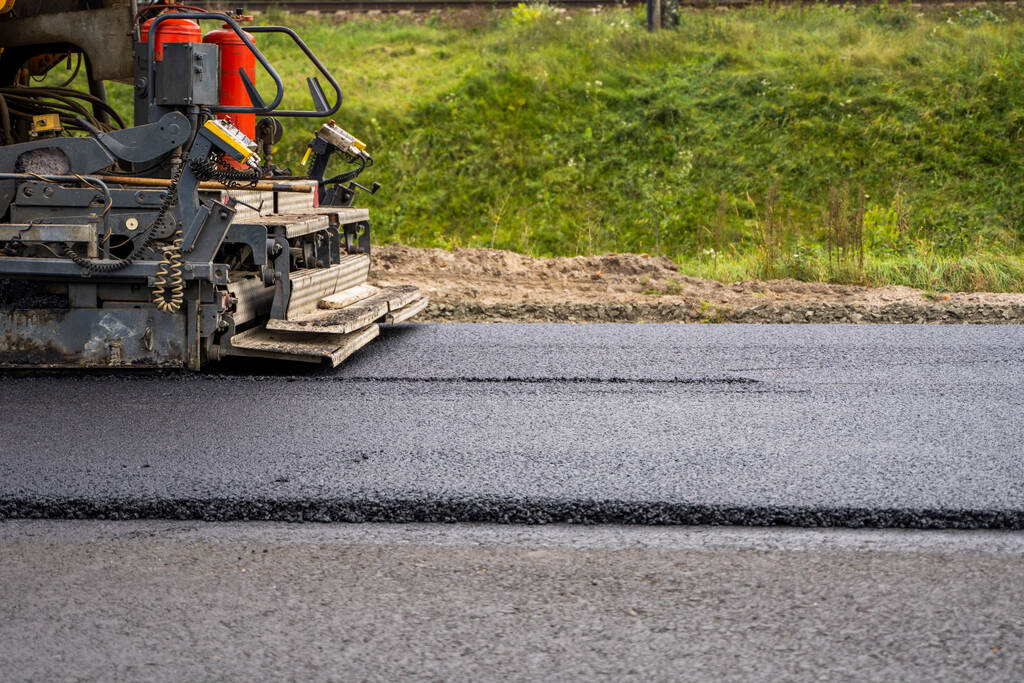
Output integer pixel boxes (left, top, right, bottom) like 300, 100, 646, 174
110, 5, 1024, 291
680, 250, 1024, 292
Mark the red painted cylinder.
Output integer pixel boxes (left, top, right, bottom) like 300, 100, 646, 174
203, 24, 256, 139
140, 16, 202, 62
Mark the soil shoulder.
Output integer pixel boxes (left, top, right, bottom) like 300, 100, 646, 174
370, 244, 1024, 324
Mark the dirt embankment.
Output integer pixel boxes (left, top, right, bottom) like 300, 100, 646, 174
370, 244, 1024, 324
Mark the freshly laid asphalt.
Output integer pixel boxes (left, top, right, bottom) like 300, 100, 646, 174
2, 521, 1023, 682
0, 323, 1021, 527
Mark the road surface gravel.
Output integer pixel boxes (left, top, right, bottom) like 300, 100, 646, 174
1, 521, 1022, 682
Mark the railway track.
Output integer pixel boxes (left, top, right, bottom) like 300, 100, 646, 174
219, 0, 993, 12
223, 0, 634, 9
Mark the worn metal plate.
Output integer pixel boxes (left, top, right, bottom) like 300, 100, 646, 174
385, 295, 429, 324
310, 207, 370, 224
383, 285, 422, 312
0, 308, 186, 368
0, 224, 97, 257
267, 285, 418, 335
267, 296, 387, 335
228, 324, 379, 367
318, 284, 379, 310
263, 214, 330, 239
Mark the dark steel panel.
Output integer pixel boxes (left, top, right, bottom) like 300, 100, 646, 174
0, 307, 186, 368
0, 257, 228, 284
0, 6, 133, 82
154, 44, 220, 107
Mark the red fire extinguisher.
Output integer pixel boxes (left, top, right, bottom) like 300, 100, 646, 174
140, 15, 202, 62
203, 23, 256, 140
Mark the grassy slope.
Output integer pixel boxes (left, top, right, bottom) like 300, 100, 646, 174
125, 5, 1024, 290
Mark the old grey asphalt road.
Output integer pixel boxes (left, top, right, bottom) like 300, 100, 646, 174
1, 521, 1022, 682
0, 323, 1022, 526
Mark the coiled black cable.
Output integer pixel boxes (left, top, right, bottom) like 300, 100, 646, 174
321, 154, 373, 195
64, 154, 188, 273
189, 155, 261, 188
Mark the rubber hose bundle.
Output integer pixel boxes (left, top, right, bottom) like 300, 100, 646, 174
323, 153, 372, 187
0, 86, 124, 143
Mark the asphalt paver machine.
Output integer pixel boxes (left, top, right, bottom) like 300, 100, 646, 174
0, 0, 426, 369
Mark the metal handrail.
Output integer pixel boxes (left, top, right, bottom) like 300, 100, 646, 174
245, 25, 343, 118
145, 12, 285, 115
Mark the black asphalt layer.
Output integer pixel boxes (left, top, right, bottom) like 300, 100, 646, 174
1, 324, 1022, 527
2, 521, 1023, 681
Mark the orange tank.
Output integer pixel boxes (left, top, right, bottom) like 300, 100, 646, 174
203, 24, 256, 139
140, 16, 202, 62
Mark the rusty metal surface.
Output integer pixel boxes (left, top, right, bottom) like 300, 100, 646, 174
0, 308, 186, 368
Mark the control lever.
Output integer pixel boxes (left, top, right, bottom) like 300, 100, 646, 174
226, 196, 264, 214
348, 181, 381, 196
238, 69, 266, 111
307, 77, 330, 114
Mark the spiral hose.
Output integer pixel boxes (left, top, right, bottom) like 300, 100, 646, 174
151, 233, 185, 313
